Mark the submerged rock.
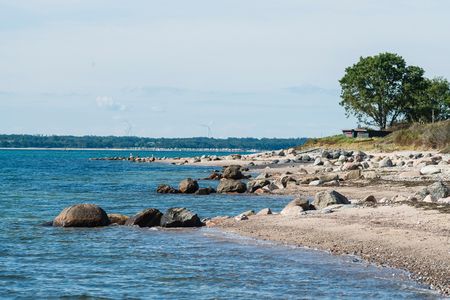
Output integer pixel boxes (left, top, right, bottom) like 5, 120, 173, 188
157, 184, 179, 194
195, 187, 216, 195
53, 204, 110, 227
125, 208, 163, 227
160, 208, 203, 227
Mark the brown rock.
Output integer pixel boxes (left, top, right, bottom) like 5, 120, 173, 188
125, 208, 163, 227
178, 178, 199, 194
157, 184, 179, 194
108, 213, 129, 225
53, 204, 110, 227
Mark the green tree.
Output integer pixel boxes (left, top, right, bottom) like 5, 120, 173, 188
405, 77, 450, 123
425, 77, 450, 122
339, 52, 427, 129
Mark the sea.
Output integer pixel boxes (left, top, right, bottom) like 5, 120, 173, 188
0, 149, 443, 299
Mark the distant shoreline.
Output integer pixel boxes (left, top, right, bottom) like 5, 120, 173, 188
0, 147, 260, 152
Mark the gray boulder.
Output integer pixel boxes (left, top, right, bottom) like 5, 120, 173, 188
312, 190, 350, 210
222, 165, 244, 179
125, 208, 163, 227
217, 179, 247, 193
160, 208, 203, 227
416, 181, 449, 201
280, 198, 311, 215
53, 204, 110, 227
179, 178, 199, 194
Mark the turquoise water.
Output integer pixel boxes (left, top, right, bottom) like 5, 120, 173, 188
0, 150, 441, 299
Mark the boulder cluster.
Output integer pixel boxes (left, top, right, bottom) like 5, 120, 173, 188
157, 178, 216, 195
156, 165, 251, 195
51, 204, 204, 228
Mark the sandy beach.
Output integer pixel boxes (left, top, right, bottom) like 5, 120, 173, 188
142, 147, 450, 294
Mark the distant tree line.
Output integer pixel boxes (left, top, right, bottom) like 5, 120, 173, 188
339, 52, 450, 129
0, 135, 307, 151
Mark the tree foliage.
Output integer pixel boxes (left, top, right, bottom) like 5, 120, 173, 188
0, 135, 307, 150
339, 52, 449, 129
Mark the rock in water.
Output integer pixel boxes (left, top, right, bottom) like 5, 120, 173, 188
222, 165, 244, 179
178, 178, 199, 194
125, 208, 163, 227
217, 179, 247, 193
108, 214, 129, 225
53, 204, 110, 227
160, 208, 203, 227
157, 184, 179, 194
195, 187, 216, 195
312, 190, 350, 210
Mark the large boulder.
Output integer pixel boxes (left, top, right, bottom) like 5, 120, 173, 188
108, 213, 129, 225
125, 208, 163, 227
53, 204, 110, 227
178, 178, 199, 194
416, 181, 449, 202
160, 208, 203, 227
312, 190, 350, 210
222, 165, 244, 179
217, 179, 247, 193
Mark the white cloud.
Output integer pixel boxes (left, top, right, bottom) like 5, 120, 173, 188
95, 96, 127, 111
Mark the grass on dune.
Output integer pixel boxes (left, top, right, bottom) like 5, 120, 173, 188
298, 120, 450, 153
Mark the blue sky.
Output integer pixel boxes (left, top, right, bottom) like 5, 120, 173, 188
1, 1, 449, 138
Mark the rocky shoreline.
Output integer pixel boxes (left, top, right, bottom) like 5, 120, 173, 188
89, 148, 450, 295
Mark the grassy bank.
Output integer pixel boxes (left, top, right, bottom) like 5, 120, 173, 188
299, 120, 450, 153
